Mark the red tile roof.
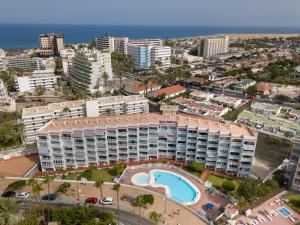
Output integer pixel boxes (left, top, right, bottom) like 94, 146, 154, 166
128, 81, 160, 93
152, 84, 186, 97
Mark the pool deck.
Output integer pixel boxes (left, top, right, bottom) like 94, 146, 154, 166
236, 192, 300, 225
121, 165, 230, 220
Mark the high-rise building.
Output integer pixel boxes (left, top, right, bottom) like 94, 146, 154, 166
127, 45, 171, 69
129, 39, 163, 47
95, 36, 129, 54
198, 36, 229, 59
60, 49, 75, 76
70, 49, 113, 93
37, 105, 257, 176
39, 33, 65, 56
22, 95, 149, 143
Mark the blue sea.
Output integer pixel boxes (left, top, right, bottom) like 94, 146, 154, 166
0, 24, 300, 50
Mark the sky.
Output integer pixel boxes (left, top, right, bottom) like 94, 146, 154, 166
0, 0, 300, 27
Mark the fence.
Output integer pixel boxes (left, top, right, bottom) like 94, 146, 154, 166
0, 146, 37, 160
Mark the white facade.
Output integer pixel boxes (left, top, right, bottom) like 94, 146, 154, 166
150, 46, 171, 66
22, 95, 149, 143
60, 49, 75, 76
129, 39, 162, 47
6, 57, 44, 71
15, 70, 58, 93
95, 36, 129, 54
0, 80, 9, 104
70, 49, 113, 93
199, 36, 229, 59
0, 80, 16, 112
37, 107, 257, 177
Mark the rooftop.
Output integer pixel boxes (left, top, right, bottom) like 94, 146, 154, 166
212, 95, 241, 105
127, 81, 160, 93
38, 111, 255, 137
190, 90, 214, 99
151, 84, 186, 96
251, 102, 281, 112
173, 97, 226, 112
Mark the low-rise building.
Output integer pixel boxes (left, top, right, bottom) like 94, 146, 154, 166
211, 95, 242, 109
149, 84, 186, 99
233, 79, 256, 92
190, 90, 214, 101
37, 105, 257, 177
6, 56, 44, 71
15, 70, 58, 93
288, 109, 300, 121
22, 95, 149, 143
251, 102, 282, 117
125, 81, 161, 95
172, 97, 229, 117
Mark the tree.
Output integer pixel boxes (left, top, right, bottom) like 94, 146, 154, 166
222, 180, 236, 192
0, 198, 20, 225
246, 85, 258, 95
237, 179, 258, 201
5, 180, 26, 192
102, 72, 109, 91
34, 86, 46, 96
112, 183, 121, 225
63, 107, 71, 113
88, 40, 96, 49
95, 179, 105, 212
113, 165, 124, 177
56, 182, 71, 195
149, 211, 161, 225
27, 178, 45, 223
135, 196, 146, 225
43, 176, 54, 223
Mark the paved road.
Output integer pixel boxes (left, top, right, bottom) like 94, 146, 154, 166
18, 200, 153, 225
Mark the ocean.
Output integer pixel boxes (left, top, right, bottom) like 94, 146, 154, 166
0, 24, 300, 50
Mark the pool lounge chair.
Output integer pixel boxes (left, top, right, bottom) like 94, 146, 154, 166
266, 214, 273, 221
271, 210, 278, 216
289, 216, 295, 222
252, 218, 259, 224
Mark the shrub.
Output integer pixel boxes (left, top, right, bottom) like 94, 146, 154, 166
113, 165, 125, 176
222, 180, 236, 191
6, 180, 26, 191
191, 162, 204, 172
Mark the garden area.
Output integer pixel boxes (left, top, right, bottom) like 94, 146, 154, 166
286, 192, 300, 214
206, 171, 240, 195
61, 165, 125, 182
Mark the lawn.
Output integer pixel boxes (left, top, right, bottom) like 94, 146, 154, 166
206, 173, 240, 195
62, 168, 117, 182
286, 192, 300, 214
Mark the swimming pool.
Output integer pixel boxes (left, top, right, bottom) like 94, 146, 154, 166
131, 169, 200, 205
277, 207, 292, 217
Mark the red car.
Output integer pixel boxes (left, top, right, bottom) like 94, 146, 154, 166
85, 197, 98, 204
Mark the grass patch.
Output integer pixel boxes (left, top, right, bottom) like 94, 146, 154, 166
206, 173, 239, 195
62, 168, 117, 182
286, 192, 300, 214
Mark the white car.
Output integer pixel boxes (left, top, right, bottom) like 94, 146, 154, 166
100, 197, 114, 205
17, 192, 29, 199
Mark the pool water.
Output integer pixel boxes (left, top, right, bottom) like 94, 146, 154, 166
151, 170, 198, 204
131, 173, 149, 186
277, 207, 292, 217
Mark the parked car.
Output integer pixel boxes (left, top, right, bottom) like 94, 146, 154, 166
1, 191, 16, 198
41, 193, 57, 201
85, 197, 98, 205
16, 192, 30, 199
100, 197, 114, 205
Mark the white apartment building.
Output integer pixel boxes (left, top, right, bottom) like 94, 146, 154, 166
199, 36, 229, 59
95, 36, 129, 54
40, 33, 64, 56
6, 57, 44, 71
0, 80, 16, 112
150, 46, 171, 66
128, 45, 171, 69
15, 70, 58, 93
22, 95, 149, 143
60, 49, 75, 76
129, 39, 162, 46
37, 106, 257, 177
70, 49, 113, 93
0, 80, 9, 103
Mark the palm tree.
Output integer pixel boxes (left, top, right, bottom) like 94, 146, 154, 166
135, 196, 145, 225
149, 211, 162, 225
43, 176, 54, 222
112, 183, 121, 225
0, 198, 20, 225
27, 179, 45, 223
95, 179, 105, 212
102, 72, 109, 92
